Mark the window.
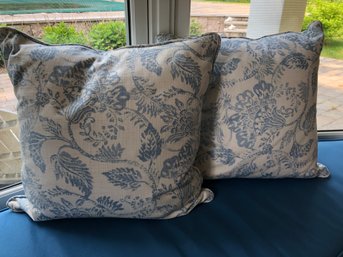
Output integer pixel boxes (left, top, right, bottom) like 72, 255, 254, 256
0, 0, 342, 209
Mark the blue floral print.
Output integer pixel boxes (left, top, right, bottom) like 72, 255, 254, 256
0, 28, 220, 220
196, 21, 330, 179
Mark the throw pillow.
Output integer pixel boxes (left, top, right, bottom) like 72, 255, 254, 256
0, 27, 220, 220
195, 21, 330, 179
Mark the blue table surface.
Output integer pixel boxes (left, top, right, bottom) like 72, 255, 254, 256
1, 140, 343, 257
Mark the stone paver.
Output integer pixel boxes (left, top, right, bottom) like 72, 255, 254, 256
317, 57, 343, 130
191, 2, 250, 16
0, 73, 16, 113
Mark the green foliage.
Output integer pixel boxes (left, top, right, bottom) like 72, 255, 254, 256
88, 21, 126, 51
303, 0, 343, 40
42, 22, 87, 45
322, 39, 343, 59
190, 19, 202, 36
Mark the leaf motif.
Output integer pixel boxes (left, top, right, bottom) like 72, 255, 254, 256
220, 39, 243, 56
140, 49, 163, 75
138, 124, 162, 162
290, 139, 313, 158
28, 132, 47, 172
281, 53, 309, 70
220, 58, 240, 75
236, 130, 256, 149
132, 76, 161, 117
51, 151, 93, 197
132, 76, 156, 95
96, 196, 123, 212
95, 143, 125, 162
103, 168, 144, 191
136, 94, 161, 117
254, 107, 286, 135
48, 66, 72, 87
243, 61, 259, 80
21, 166, 52, 210
161, 140, 194, 178
48, 59, 94, 87
175, 98, 184, 109
236, 162, 257, 177
48, 186, 74, 197
61, 198, 73, 209
124, 109, 147, 129
211, 147, 235, 165
7, 64, 25, 87
168, 53, 201, 93
298, 81, 309, 103
39, 116, 63, 137
302, 104, 316, 133
280, 130, 294, 149
162, 86, 181, 99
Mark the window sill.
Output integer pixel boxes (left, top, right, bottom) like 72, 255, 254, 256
0, 183, 23, 212
318, 130, 343, 141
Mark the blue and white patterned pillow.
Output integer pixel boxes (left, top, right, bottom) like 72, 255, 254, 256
0, 28, 220, 220
196, 21, 330, 179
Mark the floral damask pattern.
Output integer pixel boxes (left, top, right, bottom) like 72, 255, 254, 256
0, 28, 220, 220
195, 21, 330, 179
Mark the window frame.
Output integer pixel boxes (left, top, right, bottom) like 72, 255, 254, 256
0, 183, 23, 212
126, 0, 190, 45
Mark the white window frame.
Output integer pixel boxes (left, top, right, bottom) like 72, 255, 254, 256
247, 0, 307, 38
0, 183, 23, 212
126, 0, 190, 45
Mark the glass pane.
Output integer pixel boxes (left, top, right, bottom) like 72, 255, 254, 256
190, 0, 249, 37
190, 0, 343, 131
317, 57, 343, 130
0, 0, 127, 190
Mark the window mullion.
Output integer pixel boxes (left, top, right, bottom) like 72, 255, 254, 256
128, 0, 190, 45
127, 0, 149, 45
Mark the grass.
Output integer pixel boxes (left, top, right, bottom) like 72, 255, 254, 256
322, 39, 343, 60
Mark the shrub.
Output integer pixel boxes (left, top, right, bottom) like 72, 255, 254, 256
88, 21, 126, 51
190, 18, 202, 36
42, 22, 87, 45
303, 0, 343, 41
